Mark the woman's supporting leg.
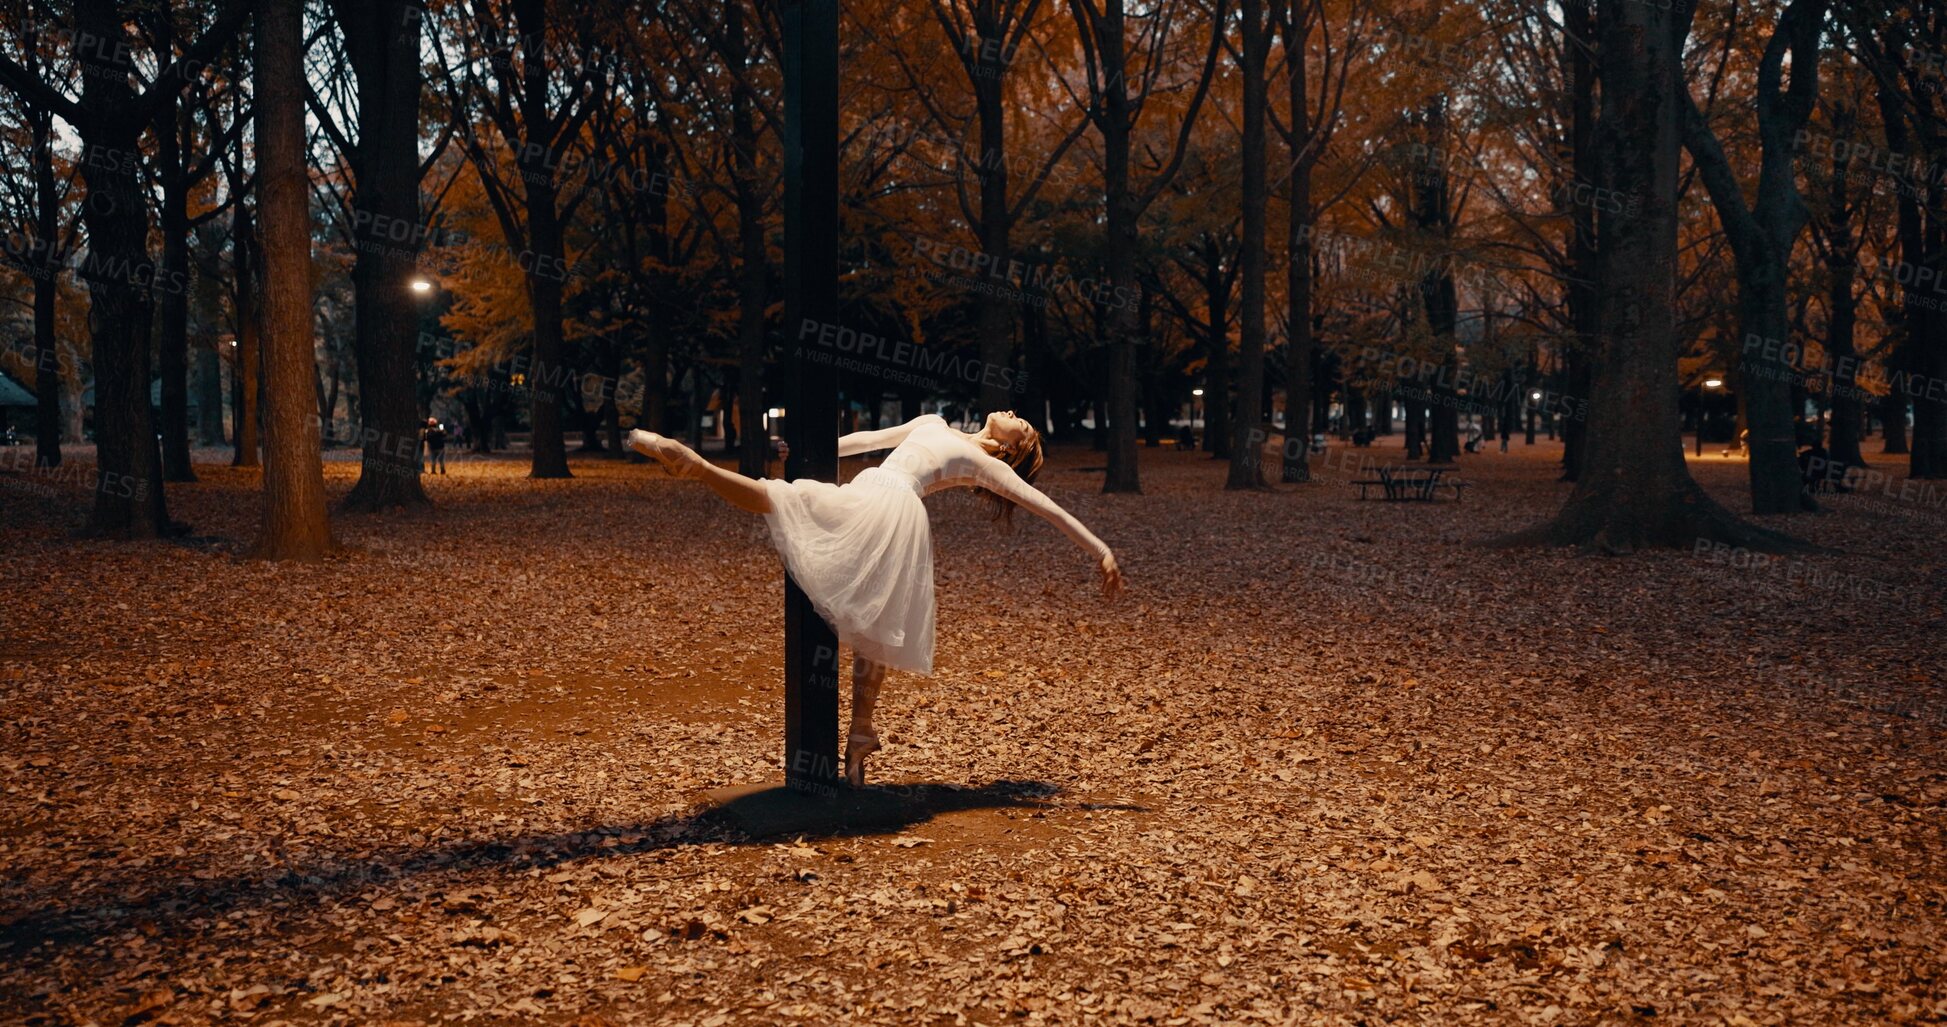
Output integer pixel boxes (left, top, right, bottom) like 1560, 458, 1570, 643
845, 654, 887, 787
628, 429, 772, 514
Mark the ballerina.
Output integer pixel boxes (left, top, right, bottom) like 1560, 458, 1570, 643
627, 411, 1124, 786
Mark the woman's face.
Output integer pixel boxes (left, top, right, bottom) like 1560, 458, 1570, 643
985, 410, 1031, 455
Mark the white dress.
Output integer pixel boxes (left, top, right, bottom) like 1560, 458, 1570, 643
761, 414, 1112, 675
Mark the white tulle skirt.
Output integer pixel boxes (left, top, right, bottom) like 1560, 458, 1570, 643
761, 466, 936, 675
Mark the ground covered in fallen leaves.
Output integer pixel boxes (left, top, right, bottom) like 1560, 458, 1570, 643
2, 436, 1943, 1026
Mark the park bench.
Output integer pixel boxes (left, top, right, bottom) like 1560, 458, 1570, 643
1352, 465, 1465, 502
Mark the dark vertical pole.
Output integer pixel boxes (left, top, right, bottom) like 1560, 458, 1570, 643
781, 0, 842, 795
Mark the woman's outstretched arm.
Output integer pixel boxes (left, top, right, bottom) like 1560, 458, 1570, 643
973, 454, 1125, 595
838, 413, 941, 457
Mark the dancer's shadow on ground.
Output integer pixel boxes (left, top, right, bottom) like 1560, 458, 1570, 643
1, 779, 1147, 958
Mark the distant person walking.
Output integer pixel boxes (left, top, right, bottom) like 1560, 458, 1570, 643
422, 417, 448, 475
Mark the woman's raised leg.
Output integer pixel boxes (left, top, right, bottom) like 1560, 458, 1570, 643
627, 429, 772, 515
845, 654, 887, 787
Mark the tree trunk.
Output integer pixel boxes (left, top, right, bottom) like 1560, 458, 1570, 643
642, 142, 671, 435
1022, 292, 1052, 436
253, 0, 333, 560
730, 0, 769, 478
494, 0, 575, 480
1413, 98, 1460, 466
73, 0, 172, 536
324, 358, 341, 443
1097, 3, 1141, 493
1141, 287, 1164, 448
1499, 0, 1798, 552
155, 87, 195, 482
1881, 395, 1908, 453
523, 188, 574, 478
575, 357, 604, 451
685, 363, 705, 450
30, 104, 60, 469
231, 203, 262, 469
600, 339, 623, 455
1822, 154, 1863, 468
1679, 0, 1826, 510
1227, 0, 1269, 489
1728, 264, 1802, 506
1202, 240, 1231, 458
1428, 388, 1458, 462
195, 344, 225, 444
193, 234, 228, 445
158, 199, 195, 481
1902, 307, 1947, 477
1282, 31, 1312, 483
973, 6, 1016, 418
1561, 0, 1597, 483
336, 0, 431, 509
313, 360, 329, 429
1875, 73, 1947, 477
31, 284, 61, 469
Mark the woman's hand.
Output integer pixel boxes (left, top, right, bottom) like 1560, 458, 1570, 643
1099, 551, 1125, 597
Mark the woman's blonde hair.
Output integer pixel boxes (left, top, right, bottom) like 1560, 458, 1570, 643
977, 423, 1044, 526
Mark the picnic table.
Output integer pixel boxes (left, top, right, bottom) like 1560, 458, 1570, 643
1351, 464, 1469, 502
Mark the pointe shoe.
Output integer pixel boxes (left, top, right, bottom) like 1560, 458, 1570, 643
844, 732, 883, 788
627, 429, 697, 478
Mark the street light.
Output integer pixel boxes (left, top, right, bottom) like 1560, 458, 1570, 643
1191, 388, 1204, 435
1697, 378, 1723, 455
410, 278, 433, 294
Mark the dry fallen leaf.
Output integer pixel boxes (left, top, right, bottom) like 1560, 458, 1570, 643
2, 445, 1937, 1027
